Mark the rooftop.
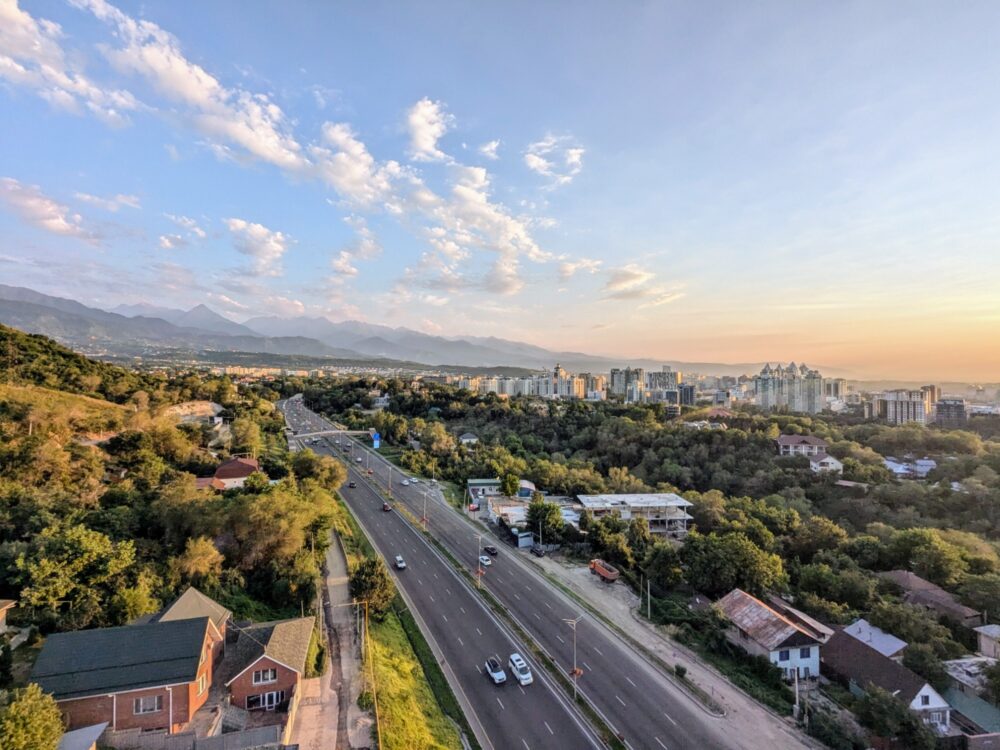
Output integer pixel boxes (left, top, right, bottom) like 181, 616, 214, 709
227, 617, 314, 682
975, 624, 1000, 640
154, 586, 232, 632
943, 656, 997, 691
775, 434, 828, 446
716, 589, 823, 651
32, 617, 209, 700
57, 723, 108, 750
821, 629, 928, 705
843, 618, 907, 658
577, 493, 693, 510
215, 456, 260, 480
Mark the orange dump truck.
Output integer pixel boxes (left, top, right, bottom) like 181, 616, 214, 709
589, 558, 620, 582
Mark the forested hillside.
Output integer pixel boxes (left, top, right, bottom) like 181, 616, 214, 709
0, 326, 345, 634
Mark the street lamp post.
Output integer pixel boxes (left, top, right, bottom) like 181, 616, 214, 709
563, 614, 584, 701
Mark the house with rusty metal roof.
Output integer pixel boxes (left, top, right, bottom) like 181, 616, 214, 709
715, 589, 823, 679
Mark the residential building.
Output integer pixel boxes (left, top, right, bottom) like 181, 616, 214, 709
371, 394, 391, 410
866, 389, 933, 425
57, 723, 107, 750
210, 457, 261, 490
936, 398, 968, 428
31, 617, 217, 733
821, 629, 952, 733
576, 493, 693, 537
753, 363, 824, 414
225, 617, 314, 712
715, 589, 823, 679
610, 367, 645, 399
809, 454, 843, 474
148, 587, 232, 664
458, 432, 480, 446
842, 618, 907, 661
775, 434, 829, 457
824, 378, 848, 399
879, 570, 985, 627
975, 625, 1000, 659
678, 383, 696, 406
882, 456, 937, 479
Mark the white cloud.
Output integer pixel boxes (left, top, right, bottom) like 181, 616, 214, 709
524, 134, 585, 187
0, 177, 95, 240
407, 97, 453, 162
75, 191, 140, 211
165, 213, 206, 239
558, 257, 603, 280
310, 122, 401, 206
601, 263, 685, 306
604, 263, 655, 293
478, 139, 500, 160
0, 0, 139, 126
261, 294, 305, 317
72, 0, 306, 170
330, 250, 358, 277
224, 217, 290, 276
158, 233, 186, 249
421, 317, 443, 333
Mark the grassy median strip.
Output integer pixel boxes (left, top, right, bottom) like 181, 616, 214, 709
331, 495, 469, 750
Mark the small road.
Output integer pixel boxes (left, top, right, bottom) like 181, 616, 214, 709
280, 399, 604, 750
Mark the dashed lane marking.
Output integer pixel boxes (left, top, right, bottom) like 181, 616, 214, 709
663, 711, 677, 726
476, 627, 482, 636
497, 697, 505, 710
556, 634, 564, 644
544, 721, 554, 735
615, 695, 626, 707
655, 738, 668, 749
625, 676, 636, 687
593, 646, 604, 656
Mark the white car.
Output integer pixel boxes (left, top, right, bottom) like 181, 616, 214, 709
508, 653, 533, 686
401, 480, 410, 486
394, 555, 406, 570
356, 457, 363, 463
478, 555, 492, 567
409, 478, 419, 484
485, 657, 506, 685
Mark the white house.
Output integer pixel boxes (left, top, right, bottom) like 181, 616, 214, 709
809, 454, 843, 474
458, 432, 480, 446
715, 589, 823, 679
975, 624, 1000, 658
775, 434, 828, 457
577, 493, 694, 538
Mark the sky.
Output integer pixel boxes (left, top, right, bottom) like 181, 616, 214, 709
1, 0, 999, 381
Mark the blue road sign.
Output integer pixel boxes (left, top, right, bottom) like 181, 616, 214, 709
373, 432, 381, 450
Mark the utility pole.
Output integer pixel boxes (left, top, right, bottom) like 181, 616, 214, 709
563, 615, 584, 701
476, 534, 483, 589
647, 577, 651, 619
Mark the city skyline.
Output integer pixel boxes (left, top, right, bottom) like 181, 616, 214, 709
3, 1, 1000, 380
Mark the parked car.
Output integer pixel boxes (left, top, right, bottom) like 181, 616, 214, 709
508, 653, 533, 686
530, 545, 545, 557
478, 555, 492, 567
485, 657, 506, 685
348, 481, 357, 488
394, 555, 406, 570
483, 545, 499, 556
382, 502, 391, 512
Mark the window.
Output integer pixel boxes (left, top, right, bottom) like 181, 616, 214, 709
247, 690, 285, 711
133, 695, 163, 714
921, 695, 930, 706
929, 711, 943, 724
252, 668, 278, 685
778, 650, 789, 662
197, 674, 207, 696
799, 647, 810, 659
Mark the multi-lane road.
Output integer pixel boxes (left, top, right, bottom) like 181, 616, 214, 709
280, 398, 602, 750
281, 396, 791, 750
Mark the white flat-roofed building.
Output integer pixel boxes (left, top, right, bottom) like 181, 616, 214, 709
576, 493, 693, 538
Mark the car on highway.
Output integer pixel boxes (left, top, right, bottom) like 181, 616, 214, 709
478, 555, 492, 567
394, 555, 406, 570
508, 653, 533, 686
483, 545, 499, 556
484, 657, 506, 685
348, 481, 357, 488
382, 502, 391, 512
356, 457, 362, 463
401, 479, 409, 486
367, 468, 374, 475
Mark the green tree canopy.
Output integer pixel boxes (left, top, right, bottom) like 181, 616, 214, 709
0, 683, 65, 750
681, 531, 786, 597
349, 558, 396, 621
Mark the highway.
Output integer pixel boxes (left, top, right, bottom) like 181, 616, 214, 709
282, 397, 766, 750
279, 398, 603, 750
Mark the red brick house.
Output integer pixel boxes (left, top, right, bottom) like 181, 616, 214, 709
150, 586, 232, 664
31, 617, 216, 733
226, 617, 314, 712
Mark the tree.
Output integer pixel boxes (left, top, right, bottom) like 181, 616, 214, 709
681, 531, 786, 597
0, 683, 65, 750
960, 573, 1000, 620
888, 529, 968, 588
526, 498, 563, 545
867, 601, 963, 659
902, 643, 949, 692
231, 417, 263, 458
500, 473, 520, 497
172, 537, 224, 587
0, 639, 13, 689
785, 516, 848, 563
348, 558, 396, 621
984, 660, 1000, 705
854, 686, 935, 750
292, 449, 347, 489
626, 517, 651, 558
643, 542, 683, 594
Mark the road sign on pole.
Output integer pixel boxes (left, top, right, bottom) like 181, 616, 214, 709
373, 432, 381, 450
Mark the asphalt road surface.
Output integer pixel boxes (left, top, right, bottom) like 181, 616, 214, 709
280, 398, 603, 750
281, 397, 752, 750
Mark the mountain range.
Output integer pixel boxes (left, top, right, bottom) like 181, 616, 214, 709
0, 285, 856, 376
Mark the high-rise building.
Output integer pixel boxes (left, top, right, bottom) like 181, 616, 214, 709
935, 398, 967, 428
679, 383, 696, 406
825, 378, 848, 399
611, 367, 645, 400
865, 389, 931, 425
753, 363, 824, 414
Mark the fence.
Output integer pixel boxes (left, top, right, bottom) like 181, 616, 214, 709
100, 726, 282, 750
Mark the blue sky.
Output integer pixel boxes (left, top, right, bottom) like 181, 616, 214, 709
2, 0, 999, 379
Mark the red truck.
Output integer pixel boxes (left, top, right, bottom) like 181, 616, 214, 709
589, 559, 620, 583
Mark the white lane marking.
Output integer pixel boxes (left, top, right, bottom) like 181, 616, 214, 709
583, 661, 593, 671
476, 627, 482, 636
655, 738, 668, 750
556, 634, 565, 644
544, 602, 552, 610
593, 646, 604, 656
446, 588, 452, 596
544, 721, 554, 735
615, 695, 626, 707
521, 740, 530, 750
497, 697, 505, 710
513, 593, 521, 601
429, 595, 435, 603
663, 711, 678, 726
457, 636, 464, 647
417, 578, 423, 586
433, 573, 439, 579
442, 614, 448, 622
525, 585, 532, 592
625, 676, 636, 687
533, 613, 541, 620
